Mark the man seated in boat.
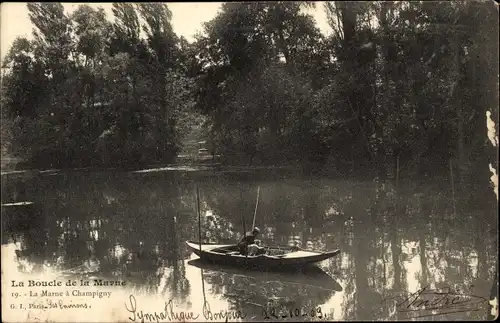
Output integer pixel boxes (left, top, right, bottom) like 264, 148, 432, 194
238, 227, 265, 256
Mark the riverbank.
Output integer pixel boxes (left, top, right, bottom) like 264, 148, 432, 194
1, 154, 494, 199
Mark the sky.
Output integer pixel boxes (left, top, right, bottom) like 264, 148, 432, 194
0, 2, 332, 63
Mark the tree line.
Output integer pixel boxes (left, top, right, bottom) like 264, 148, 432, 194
1, 1, 498, 182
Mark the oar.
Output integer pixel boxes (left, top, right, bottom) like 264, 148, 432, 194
252, 186, 260, 229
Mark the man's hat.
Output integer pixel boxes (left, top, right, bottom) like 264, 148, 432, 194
253, 227, 260, 233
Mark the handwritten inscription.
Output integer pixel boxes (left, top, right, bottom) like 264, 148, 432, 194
262, 306, 323, 320
202, 300, 246, 321
382, 285, 488, 318
125, 294, 199, 322
26, 311, 56, 323
125, 295, 248, 322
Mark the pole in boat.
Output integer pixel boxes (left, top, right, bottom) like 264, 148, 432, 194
252, 186, 260, 229
240, 187, 247, 235
196, 184, 202, 257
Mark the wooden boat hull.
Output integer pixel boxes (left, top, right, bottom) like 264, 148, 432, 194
185, 240, 340, 270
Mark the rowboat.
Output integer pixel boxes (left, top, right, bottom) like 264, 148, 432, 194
185, 240, 340, 270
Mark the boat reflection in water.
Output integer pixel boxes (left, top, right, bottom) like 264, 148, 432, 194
187, 257, 343, 321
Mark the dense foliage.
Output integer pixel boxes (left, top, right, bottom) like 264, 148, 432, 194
2, 1, 498, 181
2, 3, 195, 168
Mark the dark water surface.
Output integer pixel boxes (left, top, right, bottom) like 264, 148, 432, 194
2, 168, 498, 321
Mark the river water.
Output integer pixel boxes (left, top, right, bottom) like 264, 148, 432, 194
1, 167, 498, 321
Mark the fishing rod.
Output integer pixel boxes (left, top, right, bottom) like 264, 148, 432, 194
252, 186, 260, 229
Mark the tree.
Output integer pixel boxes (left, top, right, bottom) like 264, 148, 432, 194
2, 1, 497, 178
192, 2, 327, 166
2, 2, 191, 168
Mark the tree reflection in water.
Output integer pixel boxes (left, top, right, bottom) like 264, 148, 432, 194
188, 259, 341, 321
1, 170, 497, 320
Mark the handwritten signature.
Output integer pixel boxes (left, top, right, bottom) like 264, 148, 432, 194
382, 285, 488, 318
